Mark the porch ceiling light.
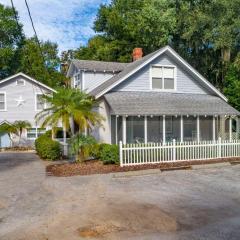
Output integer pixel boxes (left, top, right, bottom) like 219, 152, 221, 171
187, 115, 189, 118
150, 115, 153, 118
205, 115, 207, 117
138, 115, 141, 118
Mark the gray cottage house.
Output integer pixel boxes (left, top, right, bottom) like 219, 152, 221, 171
67, 46, 240, 145
0, 73, 55, 147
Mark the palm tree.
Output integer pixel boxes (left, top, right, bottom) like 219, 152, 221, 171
14, 120, 32, 144
0, 123, 18, 146
35, 88, 104, 144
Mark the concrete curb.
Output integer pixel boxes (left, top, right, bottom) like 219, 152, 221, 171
192, 162, 230, 169
112, 169, 161, 178
160, 166, 192, 172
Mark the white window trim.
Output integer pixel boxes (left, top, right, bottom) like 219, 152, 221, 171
0, 91, 7, 111
16, 79, 26, 86
150, 64, 177, 92
27, 126, 46, 139
35, 93, 46, 111
73, 71, 84, 90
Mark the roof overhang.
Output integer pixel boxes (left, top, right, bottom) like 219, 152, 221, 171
0, 72, 56, 93
93, 46, 227, 102
104, 92, 239, 116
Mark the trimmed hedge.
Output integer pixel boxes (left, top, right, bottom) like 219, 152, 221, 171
93, 143, 119, 165
100, 144, 119, 164
35, 134, 61, 161
89, 143, 108, 159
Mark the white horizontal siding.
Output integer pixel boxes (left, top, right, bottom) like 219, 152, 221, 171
113, 53, 210, 95
90, 99, 111, 143
84, 72, 114, 93
0, 76, 51, 125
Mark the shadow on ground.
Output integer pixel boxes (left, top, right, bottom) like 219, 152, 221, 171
0, 152, 37, 171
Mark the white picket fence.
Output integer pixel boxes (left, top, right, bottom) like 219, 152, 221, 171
119, 138, 240, 167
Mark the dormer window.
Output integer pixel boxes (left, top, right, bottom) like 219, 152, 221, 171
151, 65, 176, 90
16, 79, 25, 86
74, 72, 82, 89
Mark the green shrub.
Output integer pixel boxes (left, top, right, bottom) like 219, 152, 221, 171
89, 143, 108, 159
99, 144, 119, 165
35, 134, 61, 161
69, 134, 97, 162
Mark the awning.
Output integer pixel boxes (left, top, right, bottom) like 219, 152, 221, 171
104, 92, 240, 116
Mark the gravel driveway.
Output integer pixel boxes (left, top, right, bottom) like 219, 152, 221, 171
0, 152, 240, 240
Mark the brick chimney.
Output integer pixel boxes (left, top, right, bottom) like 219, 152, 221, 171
132, 48, 143, 61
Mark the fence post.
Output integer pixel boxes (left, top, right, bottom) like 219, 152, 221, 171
218, 137, 221, 158
173, 139, 176, 161
119, 141, 123, 167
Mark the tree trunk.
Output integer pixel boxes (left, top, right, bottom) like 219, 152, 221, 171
63, 124, 67, 144
221, 47, 231, 62
51, 127, 55, 140
70, 117, 75, 136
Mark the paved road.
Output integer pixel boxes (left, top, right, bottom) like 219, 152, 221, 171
0, 152, 240, 240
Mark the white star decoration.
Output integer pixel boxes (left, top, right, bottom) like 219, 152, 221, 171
15, 96, 26, 107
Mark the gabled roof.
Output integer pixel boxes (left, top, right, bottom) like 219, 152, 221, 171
67, 59, 129, 76
0, 120, 12, 126
105, 92, 240, 116
89, 46, 227, 101
0, 72, 56, 93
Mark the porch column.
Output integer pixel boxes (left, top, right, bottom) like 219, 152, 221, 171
122, 116, 126, 144
180, 115, 183, 143
213, 116, 216, 141
115, 116, 118, 144
237, 117, 240, 140
229, 117, 232, 141
163, 115, 166, 144
220, 116, 225, 139
197, 116, 200, 142
144, 116, 147, 144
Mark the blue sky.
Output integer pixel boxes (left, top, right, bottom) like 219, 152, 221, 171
0, 0, 110, 52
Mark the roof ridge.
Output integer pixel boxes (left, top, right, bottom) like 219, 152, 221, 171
72, 59, 129, 65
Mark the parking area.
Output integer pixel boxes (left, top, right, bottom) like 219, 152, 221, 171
1, 152, 240, 240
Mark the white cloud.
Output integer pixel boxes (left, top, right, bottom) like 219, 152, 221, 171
0, 0, 110, 52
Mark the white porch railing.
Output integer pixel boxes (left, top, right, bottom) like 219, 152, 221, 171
119, 138, 240, 167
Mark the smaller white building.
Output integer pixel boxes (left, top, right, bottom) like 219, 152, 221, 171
0, 73, 55, 147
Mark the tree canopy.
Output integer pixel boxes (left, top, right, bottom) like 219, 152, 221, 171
74, 0, 240, 92
0, 1, 240, 110
0, 3, 66, 87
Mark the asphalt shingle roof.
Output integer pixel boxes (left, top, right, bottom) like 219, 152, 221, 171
72, 59, 128, 73
89, 48, 163, 97
104, 91, 240, 116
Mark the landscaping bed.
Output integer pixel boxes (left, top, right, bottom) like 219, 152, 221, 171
46, 157, 240, 177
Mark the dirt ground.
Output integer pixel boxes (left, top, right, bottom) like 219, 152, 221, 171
1, 152, 240, 240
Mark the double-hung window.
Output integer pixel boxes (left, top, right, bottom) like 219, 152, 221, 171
74, 72, 82, 89
0, 92, 6, 111
27, 128, 46, 139
36, 93, 46, 111
151, 66, 175, 90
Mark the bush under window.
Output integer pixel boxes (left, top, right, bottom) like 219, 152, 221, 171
35, 134, 61, 161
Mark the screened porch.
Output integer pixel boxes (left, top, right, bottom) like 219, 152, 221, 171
111, 115, 240, 144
